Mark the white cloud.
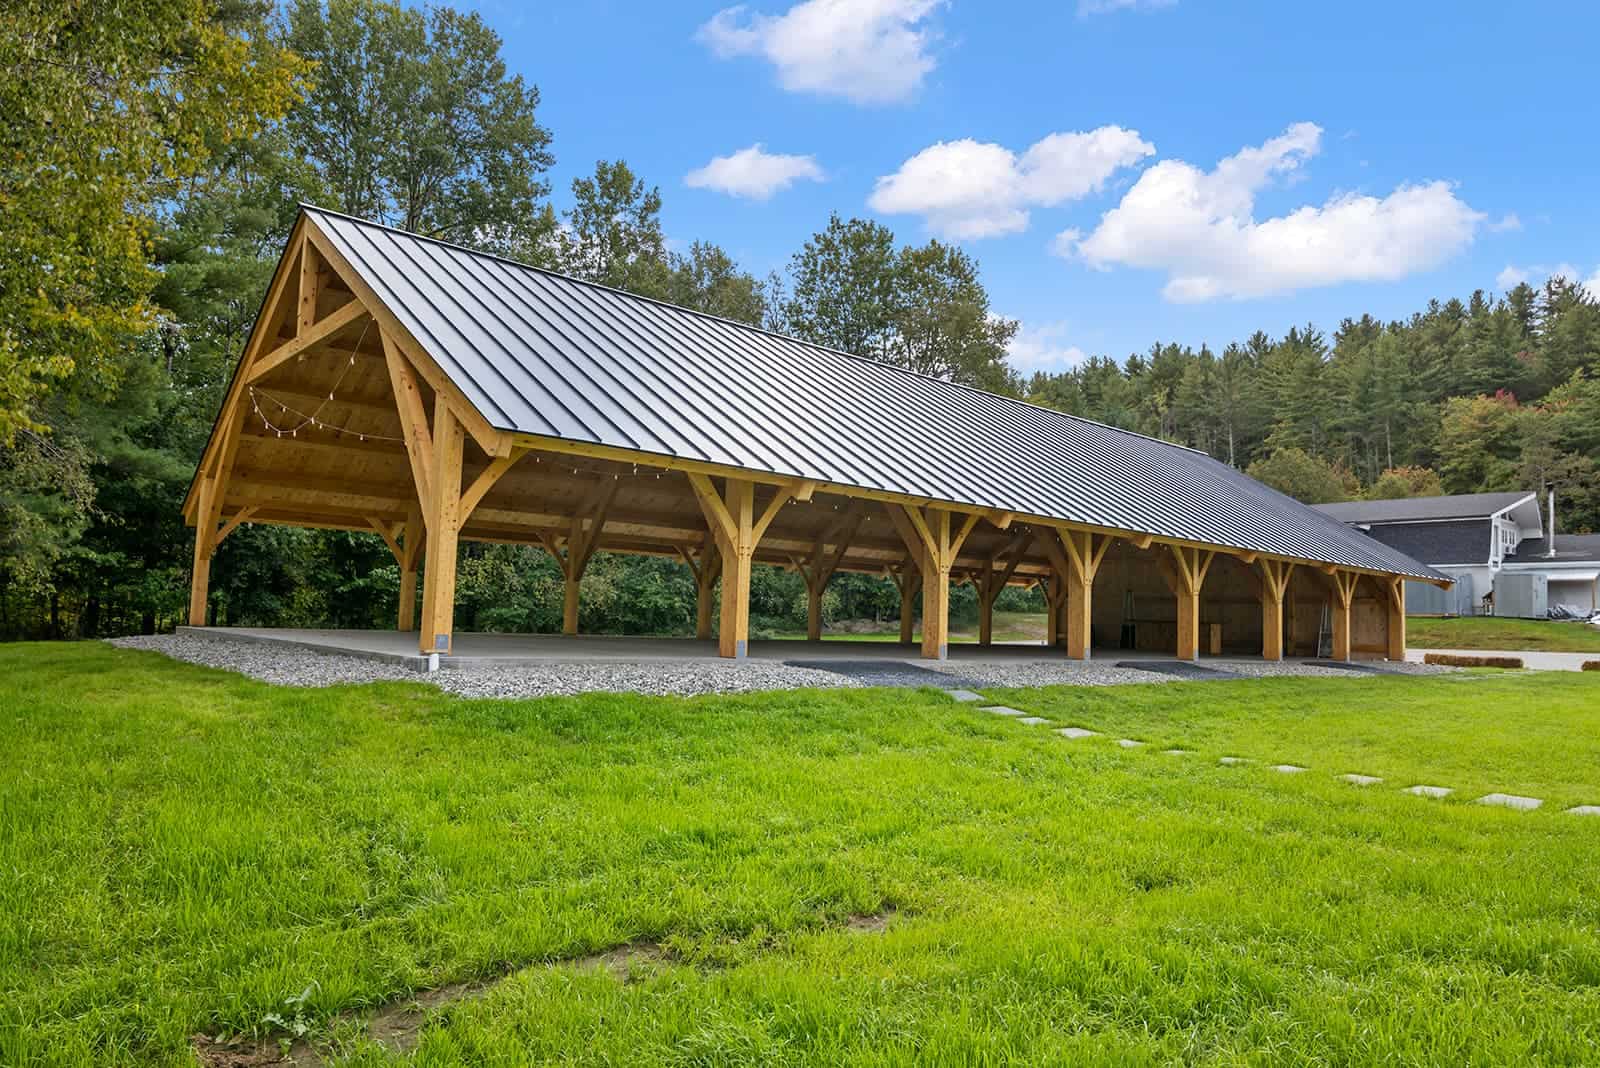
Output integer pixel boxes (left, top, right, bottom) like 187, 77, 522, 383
1078, 0, 1177, 15
1497, 261, 1600, 299
1496, 264, 1529, 290
697, 0, 941, 105
1066, 122, 1485, 301
684, 144, 824, 200
1006, 320, 1089, 374
1487, 212, 1523, 233
869, 126, 1154, 240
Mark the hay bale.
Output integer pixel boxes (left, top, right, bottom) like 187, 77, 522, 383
1422, 653, 1525, 669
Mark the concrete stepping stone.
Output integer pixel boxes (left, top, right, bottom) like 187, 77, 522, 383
1017, 716, 1050, 726
980, 705, 1028, 717
1218, 756, 1249, 766
1405, 785, 1453, 799
1342, 774, 1383, 787
1161, 748, 1192, 756
1270, 764, 1307, 773
1565, 805, 1600, 816
1116, 738, 1144, 748
1055, 726, 1100, 739
1477, 793, 1542, 811
945, 689, 985, 703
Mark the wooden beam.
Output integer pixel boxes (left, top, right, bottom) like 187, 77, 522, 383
367, 515, 404, 565
305, 220, 510, 461
298, 238, 322, 337
245, 299, 368, 385
687, 473, 738, 547
382, 330, 434, 509
213, 507, 256, 549
459, 449, 525, 520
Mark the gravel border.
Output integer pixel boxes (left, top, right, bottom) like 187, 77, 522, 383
108, 634, 861, 697
109, 634, 1455, 698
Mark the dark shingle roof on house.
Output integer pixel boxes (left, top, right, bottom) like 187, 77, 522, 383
1511, 534, 1600, 563
1314, 492, 1535, 525
1352, 520, 1492, 567
306, 205, 1446, 582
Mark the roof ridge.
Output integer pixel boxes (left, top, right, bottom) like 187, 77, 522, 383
298, 203, 1208, 458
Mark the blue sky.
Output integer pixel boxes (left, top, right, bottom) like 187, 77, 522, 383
468, 0, 1596, 374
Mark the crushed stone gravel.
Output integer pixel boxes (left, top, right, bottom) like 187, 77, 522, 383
109, 635, 860, 698
109, 634, 1457, 698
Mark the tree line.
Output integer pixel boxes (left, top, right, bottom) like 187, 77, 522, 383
2, 0, 1595, 641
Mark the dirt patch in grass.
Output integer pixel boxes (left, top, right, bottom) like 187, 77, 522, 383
193, 917, 891, 1066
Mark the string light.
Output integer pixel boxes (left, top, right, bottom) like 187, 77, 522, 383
248, 316, 407, 443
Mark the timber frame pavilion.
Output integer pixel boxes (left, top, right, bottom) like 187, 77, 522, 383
183, 207, 1449, 665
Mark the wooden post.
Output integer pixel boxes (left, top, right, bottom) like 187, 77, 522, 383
1035, 528, 1112, 660
688, 476, 800, 659
398, 504, 422, 632
418, 399, 463, 654
188, 549, 212, 626
187, 474, 216, 625
890, 562, 920, 644
678, 541, 720, 641
921, 510, 951, 660
718, 480, 754, 658
1042, 577, 1062, 646
884, 505, 981, 661
790, 503, 863, 643
1328, 569, 1359, 662
1384, 575, 1406, 661
975, 531, 1029, 647
1164, 545, 1215, 661
1258, 559, 1295, 661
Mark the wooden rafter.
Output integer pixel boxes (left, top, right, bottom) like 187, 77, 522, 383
304, 220, 509, 461
245, 299, 368, 385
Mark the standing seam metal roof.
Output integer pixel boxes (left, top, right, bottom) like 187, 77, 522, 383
306, 205, 1446, 583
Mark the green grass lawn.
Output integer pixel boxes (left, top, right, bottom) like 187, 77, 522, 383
4, 643, 1600, 1065
1408, 615, 1600, 653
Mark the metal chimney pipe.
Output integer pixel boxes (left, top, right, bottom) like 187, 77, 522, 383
1548, 487, 1557, 558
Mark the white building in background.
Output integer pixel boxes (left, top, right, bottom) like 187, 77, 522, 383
1315, 491, 1600, 617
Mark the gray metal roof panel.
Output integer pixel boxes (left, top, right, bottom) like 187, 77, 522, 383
1315, 492, 1535, 525
305, 206, 1447, 583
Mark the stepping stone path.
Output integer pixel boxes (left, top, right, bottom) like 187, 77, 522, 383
1477, 793, 1542, 811
963, 705, 1591, 817
945, 689, 985, 703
